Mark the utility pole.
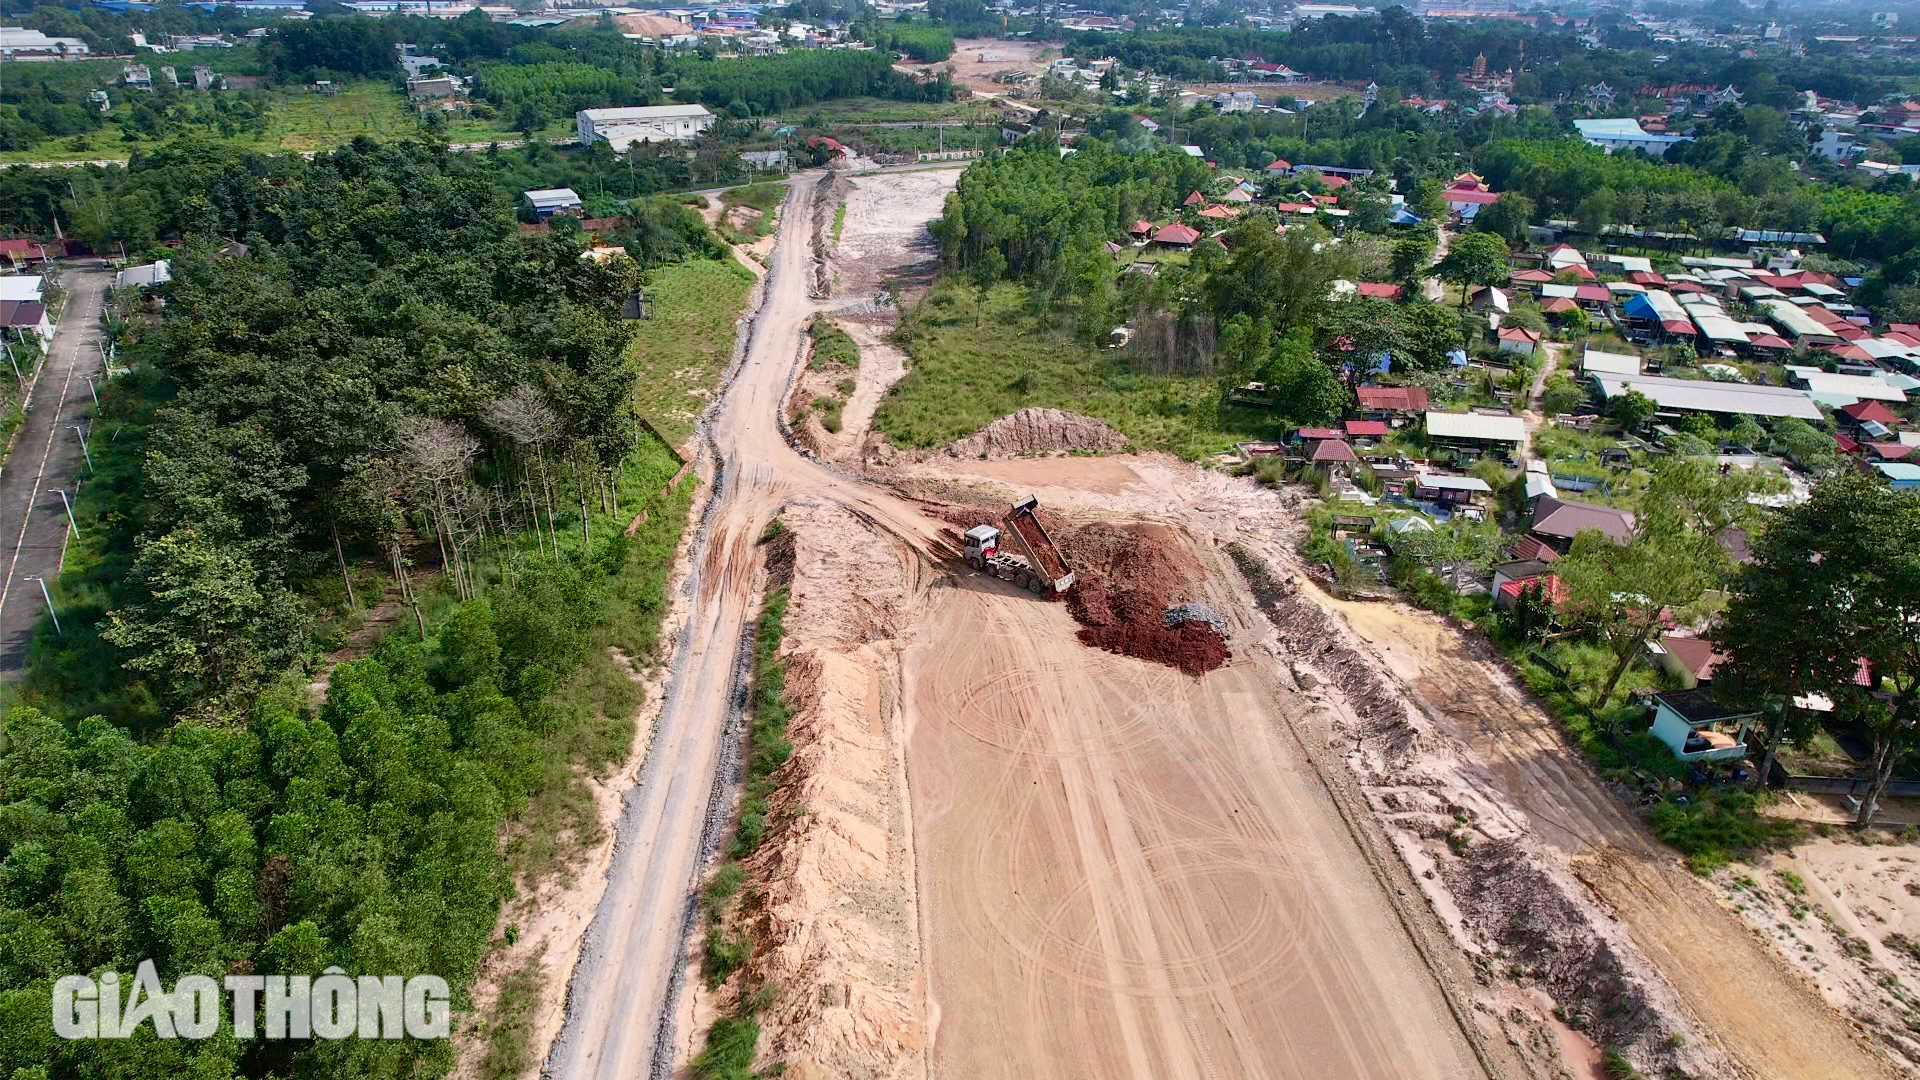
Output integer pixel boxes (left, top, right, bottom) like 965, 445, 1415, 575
27, 576, 60, 636
83, 373, 98, 407
53, 489, 78, 538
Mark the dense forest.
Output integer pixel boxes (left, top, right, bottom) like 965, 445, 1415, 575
0, 138, 715, 1079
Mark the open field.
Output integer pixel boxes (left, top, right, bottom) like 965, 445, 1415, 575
625, 256, 757, 451
903, 573, 1483, 1080
773, 95, 995, 123
875, 282, 1283, 459
900, 37, 1056, 97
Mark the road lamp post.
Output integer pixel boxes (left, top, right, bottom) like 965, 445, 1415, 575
26, 576, 60, 636
52, 488, 78, 538
71, 424, 93, 474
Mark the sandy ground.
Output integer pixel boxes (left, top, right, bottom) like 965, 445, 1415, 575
793, 166, 958, 464
902, 38, 1055, 97
900, 455, 1905, 1080
1717, 837, 1920, 1070
1307, 568, 1899, 1080
903, 569, 1482, 1079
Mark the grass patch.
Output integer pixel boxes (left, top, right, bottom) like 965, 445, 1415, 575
809, 319, 860, 370
626, 258, 757, 449
876, 280, 1288, 459
476, 951, 545, 1080
812, 396, 845, 433
692, 1015, 761, 1080
832, 202, 847, 244
719, 182, 785, 243
774, 95, 987, 122
733, 588, 793, 859
1649, 788, 1798, 875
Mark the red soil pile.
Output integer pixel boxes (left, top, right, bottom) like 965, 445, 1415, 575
1061, 523, 1228, 676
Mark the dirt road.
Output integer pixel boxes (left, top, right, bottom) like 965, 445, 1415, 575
905, 581, 1485, 1080
1319, 592, 1899, 1080
0, 263, 109, 676
546, 173, 949, 1080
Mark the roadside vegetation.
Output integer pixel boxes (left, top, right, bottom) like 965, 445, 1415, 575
627, 258, 758, 449
694, 524, 796, 1076
0, 138, 707, 1080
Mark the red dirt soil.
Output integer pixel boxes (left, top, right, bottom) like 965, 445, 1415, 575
1062, 522, 1229, 676
1007, 510, 1069, 581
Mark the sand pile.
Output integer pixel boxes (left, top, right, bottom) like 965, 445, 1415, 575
1062, 522, 1228, 676
944, 408, 1128, 460
723, 496, 926, 1080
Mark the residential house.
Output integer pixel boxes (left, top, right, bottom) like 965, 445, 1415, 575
1310, 438, 1360, 471
1491, 559, 1552, 595
1356, 282, 1404, 300
740, 149, 789, 171
113, 262, 170, 290
1410, 472, 1492, 511
1496, 325, 1542, 357
1424, 410, 1527, 455
1647, 688, 1757, 763
523, 188, 584, 218
1590, 373, 1823, 421
0, 300, 51, 346
1877, 462, 1920, 489
1355, 384, 1430, 416
1152, 223, 1199, 249
1839, 399, 1899, 434
1649, 633, 1725, 689
1494, 571, 1567, 612
1528, 494, 1634, 550
1471, 286, 1511, 315
1343, 419, 1389, 443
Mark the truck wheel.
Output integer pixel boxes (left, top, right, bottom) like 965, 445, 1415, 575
966, 553, 982, 570
1014, 571, 1030, 590
1028, 577, 1047, 595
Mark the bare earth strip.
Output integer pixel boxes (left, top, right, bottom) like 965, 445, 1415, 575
903, 576, 1484, 1080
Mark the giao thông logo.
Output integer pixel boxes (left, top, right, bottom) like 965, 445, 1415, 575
54, 961, 451, 1040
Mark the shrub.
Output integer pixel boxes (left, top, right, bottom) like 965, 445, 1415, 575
692, 1016, 761, 1080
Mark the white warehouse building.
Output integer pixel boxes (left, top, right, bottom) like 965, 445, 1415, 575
577, 104, 715, 150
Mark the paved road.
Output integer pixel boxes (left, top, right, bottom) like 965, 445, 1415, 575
0, 263, 109, 676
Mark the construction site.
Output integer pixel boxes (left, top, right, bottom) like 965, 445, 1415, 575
520, 164, 1919, 1080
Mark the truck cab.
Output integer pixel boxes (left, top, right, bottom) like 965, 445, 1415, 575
963, 525, 1000, 565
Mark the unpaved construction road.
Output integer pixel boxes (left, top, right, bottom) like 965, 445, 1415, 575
906, 582, 1482, 1079
548, 169, 1490, 1079
546, 173, 948, 1079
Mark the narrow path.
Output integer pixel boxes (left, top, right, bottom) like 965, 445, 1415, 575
1518, 340, 1565, 467
0, 262, 110, 676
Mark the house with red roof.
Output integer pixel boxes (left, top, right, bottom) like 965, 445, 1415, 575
1494, 572, 1567, 613
1310, 438, 1360, 467
1198, 204, 1241, 220
1152, 223, 1200, 248
1649, 633, 1726, 689
1343, 419, 1390, 439
1264, 158, 1292, 173
1128, 219, 1154, 238
1319, 174, 1350, 189
1497, 325, 1542, 357
1183, 190, 1207, 207
1841, 400, 1899, 429
1354, 385, 1430, 415
1355, 282, 1404, 300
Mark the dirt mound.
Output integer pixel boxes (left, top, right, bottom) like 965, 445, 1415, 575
1063, 522, 1228, 676
1444, 840, 1661, 1054
944, 408, 1128, 460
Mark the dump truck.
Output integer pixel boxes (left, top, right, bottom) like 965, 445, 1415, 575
962, 495, 1075, 595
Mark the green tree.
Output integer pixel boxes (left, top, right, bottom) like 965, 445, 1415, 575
1542, 374, 1585, 416
1561, 528, 1722, 713
1390, 231, 1437, 288
1475, 192, 1535, 245
100, 529, 304, 703
1431, 231, 1510, 307
1257, 328, 1348, 424
1609, 389, 1658, 432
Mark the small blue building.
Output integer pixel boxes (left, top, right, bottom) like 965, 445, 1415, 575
1647, 689, 1758, 763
